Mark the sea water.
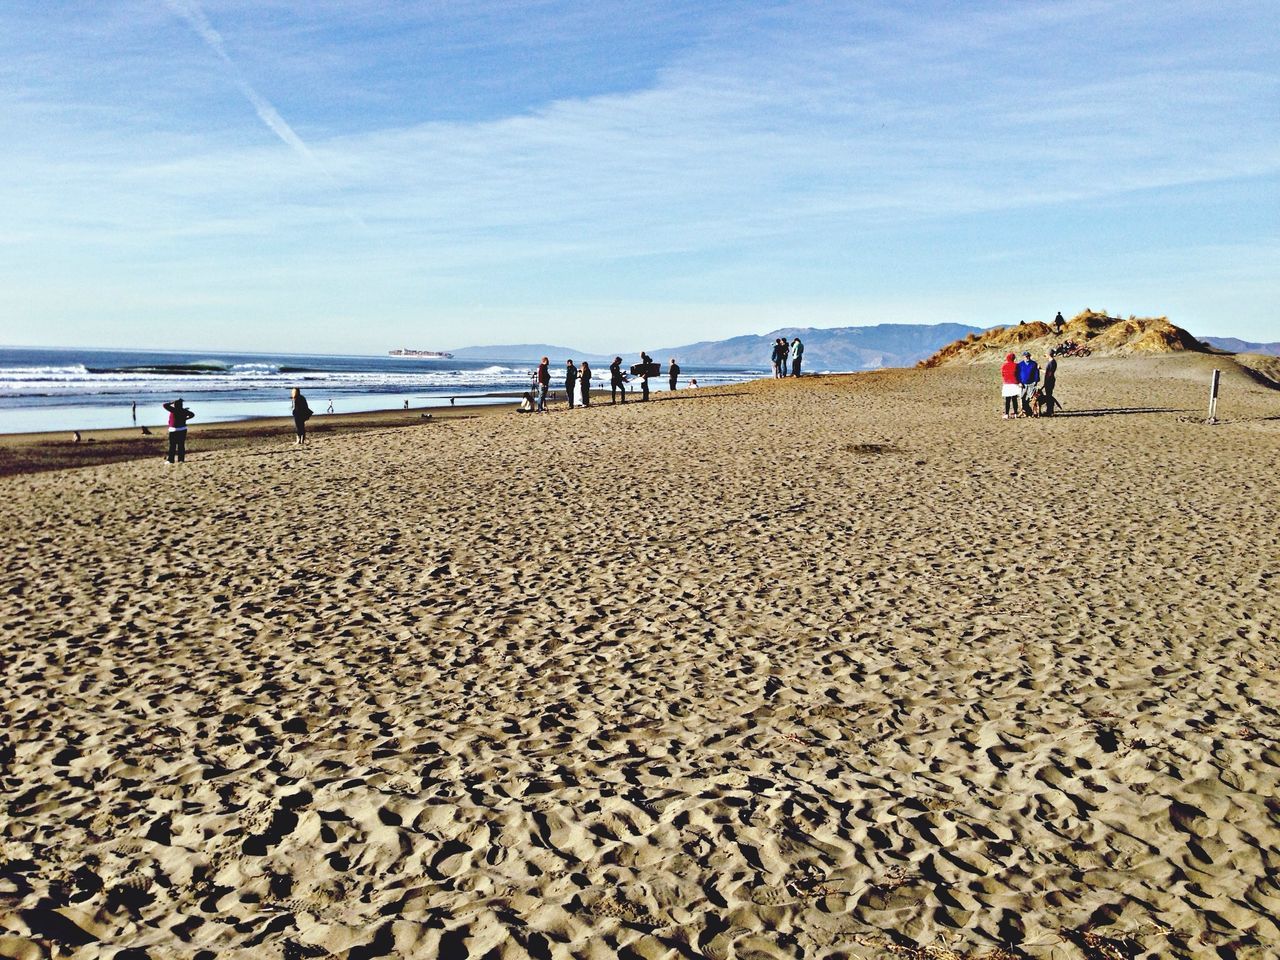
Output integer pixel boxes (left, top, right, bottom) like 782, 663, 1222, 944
0, 347, 763, 434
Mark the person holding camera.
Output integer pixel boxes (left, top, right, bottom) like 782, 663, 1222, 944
609, 357, 627, 404
162, 398, 195, 463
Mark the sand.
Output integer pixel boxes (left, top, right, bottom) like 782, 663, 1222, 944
1, 354, 1278, 959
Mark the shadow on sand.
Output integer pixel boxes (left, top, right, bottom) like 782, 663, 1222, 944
653, 391, 752, 403
1053, 406, 1189, 418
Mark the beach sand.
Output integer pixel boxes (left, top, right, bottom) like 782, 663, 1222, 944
1, 355, 1278, 959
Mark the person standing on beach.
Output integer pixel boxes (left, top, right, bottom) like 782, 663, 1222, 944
1041, 350, 1058, 416
162, 398, 194, 463
131, 400, 137, 423
668, 358, 680, 392
639, 352, 653, 401
790, 337, 804, 377
610, 357, 627, 404
1054, 311, 1065, 335
772, 338, 787, 378
1017, 351, 1040, 417
1001, 353, 1020, 419
565, 360, 578, 410
536, 357, 551, 413
291, 388, 313, 444
579, 361, 592, 407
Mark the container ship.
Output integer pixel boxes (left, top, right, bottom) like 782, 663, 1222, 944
388, 349, 454, 359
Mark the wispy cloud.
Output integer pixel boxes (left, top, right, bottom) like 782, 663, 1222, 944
159, 0, 366, 227
2, 0, 1277, 347
160, 0, 315, 162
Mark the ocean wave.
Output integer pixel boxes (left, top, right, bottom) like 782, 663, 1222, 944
0, 355, 755, 405
229, 363, 283, 376
84, 362, 233, 375
0, 364, 92, 378
0, 367, 540, 399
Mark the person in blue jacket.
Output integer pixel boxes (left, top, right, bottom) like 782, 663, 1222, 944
1016, 351, 1040, 417
771, 339, 787, 378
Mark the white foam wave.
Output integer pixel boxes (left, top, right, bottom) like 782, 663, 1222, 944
0, 365, 92, 378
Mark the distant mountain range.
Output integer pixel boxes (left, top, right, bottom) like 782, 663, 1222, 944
1200, 337, 1280, 356
451, 323, 985, 371
448, 343, 586, 362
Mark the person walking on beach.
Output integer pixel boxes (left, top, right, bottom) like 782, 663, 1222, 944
565, 360, 578, 410
639, 351, 653, 401
1017, 351, 1040, 418
668, 358, 680, 392
790, 337, 804, 377
579, 361, 592, 407
326, 399, 334, 414
1041, 350, 1058, 416
536, 357, 551, 412
291, 388, 313, 444
131, 400, 137, 423
162, 398, 194, 463
1000, 353, 1020, 419
610, 357, 627, 404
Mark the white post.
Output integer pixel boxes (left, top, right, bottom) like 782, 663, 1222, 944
1207, 369, 1220, 424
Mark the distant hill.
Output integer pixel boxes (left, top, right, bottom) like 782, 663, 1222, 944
1200, 336, 1280, 356
920, 311, 1206, 367
447, 343, 589, 362
654, 323, 984, 370
451, 324, 984, 371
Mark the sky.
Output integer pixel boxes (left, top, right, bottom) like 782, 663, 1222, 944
1, 0, 1277, 354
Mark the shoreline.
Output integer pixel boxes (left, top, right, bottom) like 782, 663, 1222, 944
0, 385, 715, 477
0, 397, 516, 478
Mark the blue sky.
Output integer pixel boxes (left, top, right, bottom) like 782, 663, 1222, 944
2, 1, 1276, 354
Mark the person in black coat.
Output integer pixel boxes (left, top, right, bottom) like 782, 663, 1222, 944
668, 358, 680, 392
1041, 351, 1058, 416
162, 398, 195, 463
291, 388, 313, 444
639, 352, 653, 401
610, 357, 627, 404
564, 360, 578, 410
579, 361, 591, 407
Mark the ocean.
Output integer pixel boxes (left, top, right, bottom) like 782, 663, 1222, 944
0, 346, 765, 434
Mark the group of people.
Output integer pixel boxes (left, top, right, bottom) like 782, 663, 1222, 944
1000, 350, 1058, 418
771, 337, 804, 378
519, 353, 684, 413
159, 387, 318, 463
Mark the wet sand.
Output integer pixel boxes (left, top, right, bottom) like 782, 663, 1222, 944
1, 355, 1278, 959
0, 401, 515, 478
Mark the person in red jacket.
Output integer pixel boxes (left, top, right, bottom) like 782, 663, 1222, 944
162, 398, 195, 462
1000, 353, 1020, 419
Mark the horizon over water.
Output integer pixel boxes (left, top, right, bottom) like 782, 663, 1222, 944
0, 345, 764, 434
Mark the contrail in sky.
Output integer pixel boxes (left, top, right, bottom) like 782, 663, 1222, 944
162, 0, 366, 227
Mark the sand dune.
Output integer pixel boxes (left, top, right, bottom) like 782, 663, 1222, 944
1, 354, 1278, 958
920, 312, 1205, 368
